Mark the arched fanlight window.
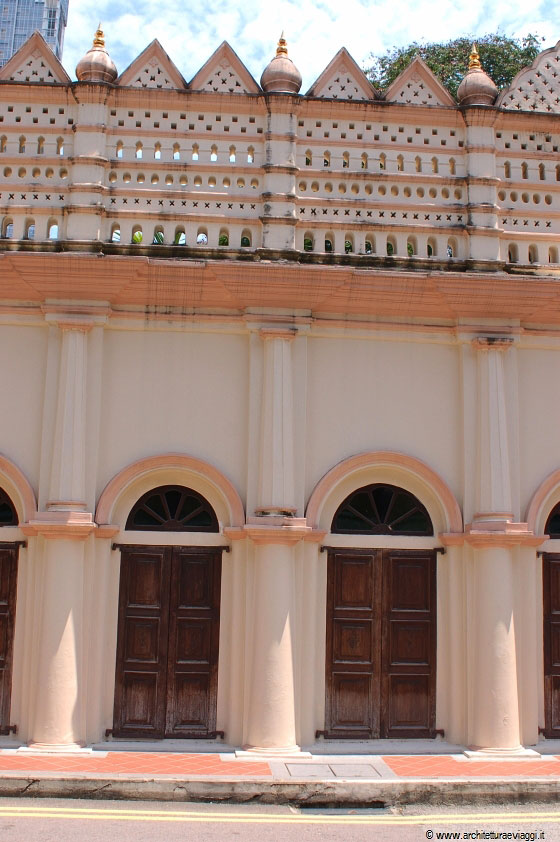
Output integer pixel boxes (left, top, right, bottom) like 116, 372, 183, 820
332, 483, 433, 535
545, 501, 560, 537
0, 488, 18, 526
126, 485, 219, 532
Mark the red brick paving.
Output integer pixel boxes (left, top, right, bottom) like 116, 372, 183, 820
0, 751, 272, 777
0, 750, 558, 779
383, 755, 560, 777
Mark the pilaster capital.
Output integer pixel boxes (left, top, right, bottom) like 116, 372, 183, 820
42, 303, 110, 330
464, 521, 545, 549
471, 335, 515, 352
244, 314, 312, 335
259, 327, 298, 341
49, 317, 95, 332
224, 519, 326, 546
21, 511, 96, 540
440, 528, 546, 549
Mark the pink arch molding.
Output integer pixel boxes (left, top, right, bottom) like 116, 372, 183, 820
96, 453, 245, 528
526, 468, 560, 535
0, 453, 37, 523
306, 451, 463, 533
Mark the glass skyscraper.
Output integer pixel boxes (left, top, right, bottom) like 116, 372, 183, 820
0, 0, 69, 66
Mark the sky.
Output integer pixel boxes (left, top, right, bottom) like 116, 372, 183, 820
62, 0, 559, 90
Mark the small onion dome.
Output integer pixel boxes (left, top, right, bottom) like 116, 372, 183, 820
260, 33, 302, 94
76, 26, 117, 83
457, 43, 498, 106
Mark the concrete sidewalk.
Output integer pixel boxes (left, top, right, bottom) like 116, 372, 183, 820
0, 743, 558, 806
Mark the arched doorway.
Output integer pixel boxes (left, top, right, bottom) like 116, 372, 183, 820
325, 483, 437, 738
112, 485, 223, 739
543, 503, 560, 737
0, 487, 20, 734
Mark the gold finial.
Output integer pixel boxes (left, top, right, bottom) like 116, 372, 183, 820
276, 32, 288, 56
469, 42, 481, 70
93, 24, 105, 49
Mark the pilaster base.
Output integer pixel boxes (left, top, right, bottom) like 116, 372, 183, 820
236, 746, 312, 759
21, 743, 92, 755
464, 746, 542, 760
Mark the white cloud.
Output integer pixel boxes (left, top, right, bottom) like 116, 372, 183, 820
63, 0, 559, 88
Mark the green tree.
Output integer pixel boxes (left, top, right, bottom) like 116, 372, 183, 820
365, 33, 543, 99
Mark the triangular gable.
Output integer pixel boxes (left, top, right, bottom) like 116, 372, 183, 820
0, 31, 70, 84
189, 41, 260, 94
497, 40, 560, 113
385, 56, 454, 106
306, 47, 379, 100
117, 39, 187, 90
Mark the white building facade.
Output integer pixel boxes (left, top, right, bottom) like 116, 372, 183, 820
0, 31, 559, 755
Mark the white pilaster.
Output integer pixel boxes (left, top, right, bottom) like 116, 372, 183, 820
465, 335, 542, 755
243, 538, 299, 753
22, 313, 98, 748
473, 337, 514, 522
256, 329, 296, 515
47, 321, 90, 512
469, 545, 521, 750
29, 537, 85, 747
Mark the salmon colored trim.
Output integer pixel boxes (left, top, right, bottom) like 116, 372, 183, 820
464, 532, 544, 549
526, 468, 560, 534
305, 450, 463, 533
0, 453, 37, 523
6, 252, 560, 326
243, 525, 312, 545
95, 453, 245, 528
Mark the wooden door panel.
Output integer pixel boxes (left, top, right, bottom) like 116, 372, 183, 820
124, 618, 161, 663
121, 673, 159, 730
166, 548, 221, 736
551, 623, 560, 667
386, 675, 430, 732
113, 547, 170, 738
382, 551, 436, 738
0, 545, 18, 734
169, 673, 210, 732
543, 555, 560, 736
389, 558, 431, 611
389, 620, 431, 665
325, 551, 380, 737
0, 616, 8, 667
551, 677, 560, 732
333, 620, 373, 663
331, 674, 373, 731
335, 557, 375, 609
178, 557, 213, 609
127, 557, 164, 607
175, 619, 212, 663
0, 551, 15, 605
550, 560, 560, 609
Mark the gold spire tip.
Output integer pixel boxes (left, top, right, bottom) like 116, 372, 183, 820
276, 32, 288, 56
469, 42, 481, 70
93, 25, 105, 49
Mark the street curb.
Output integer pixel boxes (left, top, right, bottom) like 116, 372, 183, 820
0, 775, 558, 806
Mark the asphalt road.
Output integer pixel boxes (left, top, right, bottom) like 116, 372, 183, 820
0, 798, 558, 841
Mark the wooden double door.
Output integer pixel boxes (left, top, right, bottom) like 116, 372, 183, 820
325, 548, 436, 739
113, 545, 222, 739
544, 553, 560, 737
0, 543, 19, 735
